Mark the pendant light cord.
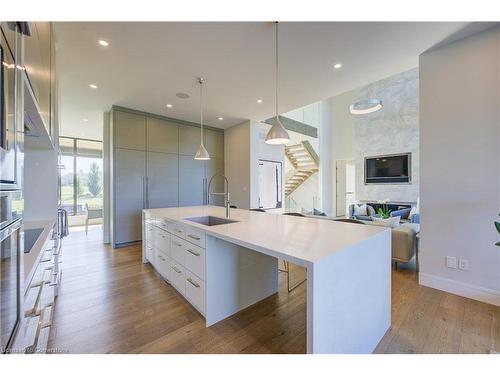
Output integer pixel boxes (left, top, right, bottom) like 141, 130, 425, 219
199, 78, 204, 145
275, 21, 279, 121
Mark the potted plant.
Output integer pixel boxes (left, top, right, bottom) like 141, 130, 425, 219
377, 198, 392, 219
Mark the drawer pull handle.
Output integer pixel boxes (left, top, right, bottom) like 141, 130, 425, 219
173, 241, 182, 247
187, 234, 201, 241
186, 248, 200, 257
187, 278, 200, 288
176, 229, 183, 233
172, 266, 182, 274
25, 283, 44, 317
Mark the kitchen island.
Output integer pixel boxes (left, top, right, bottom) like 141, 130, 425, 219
142, 206, 391, 354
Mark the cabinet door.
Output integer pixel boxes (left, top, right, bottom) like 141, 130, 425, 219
147, 151, 179, 209
178, 155, 205, 207
178, 125, 202, 156
205, 129, 224, 159
114, 110, 146, 150
24, 23, 42, 102
146, 117, 179, 153
36, 22, 51, 130
205, 157, 225, 206
114, 148, 146, 246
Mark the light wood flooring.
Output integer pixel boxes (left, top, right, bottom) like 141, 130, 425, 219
48, 226, 500, 354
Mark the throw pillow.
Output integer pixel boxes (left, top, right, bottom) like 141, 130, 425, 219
372, 216, 401, 228
353, 204, 368, 217
313, 208, 327, 216
301, 208, 312, 215
409, 206, 418, 220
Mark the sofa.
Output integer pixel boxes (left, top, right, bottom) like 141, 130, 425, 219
361, 220, 419, 264
349, 203, 415, 222
307, 209, 419, 265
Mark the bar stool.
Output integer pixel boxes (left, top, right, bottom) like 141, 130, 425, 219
281, 212, 307, 292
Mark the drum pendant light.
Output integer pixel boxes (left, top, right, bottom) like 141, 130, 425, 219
265, 21, 290, 145
194, 77, 210, 160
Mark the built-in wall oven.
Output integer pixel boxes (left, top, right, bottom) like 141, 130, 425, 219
0, 191, 22, 352
1, 26, 18, 189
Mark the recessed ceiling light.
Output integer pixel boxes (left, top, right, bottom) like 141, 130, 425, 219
333, 63, 342, 69
218, 117, 224, 121
166, 104, 173, 108
176, 93, 190, 99
83, 119, 88, 122
89, 84, 98, 89
257, 99, 263, 104
98, 40, 109, 47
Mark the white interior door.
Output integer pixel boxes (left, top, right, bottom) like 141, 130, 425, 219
336, 160, 356, 217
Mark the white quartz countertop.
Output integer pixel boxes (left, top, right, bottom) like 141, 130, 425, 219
24, 219, 55, 283
145, 206, 388, 266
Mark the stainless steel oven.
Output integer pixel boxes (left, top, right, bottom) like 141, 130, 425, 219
1, 27, 18, 188
0, 217, 21, 353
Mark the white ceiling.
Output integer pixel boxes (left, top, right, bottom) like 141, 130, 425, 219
54, 22, 489, 140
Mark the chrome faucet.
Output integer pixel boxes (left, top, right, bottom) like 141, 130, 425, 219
207, 173, 231, 217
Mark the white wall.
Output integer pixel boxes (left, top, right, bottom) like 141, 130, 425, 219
328, 91, 356, 216
419, 27, 500, 305
224, 121, 252, 209
354, 68, 419, 204
225, 120, 285, 212
24, 138, 59, 222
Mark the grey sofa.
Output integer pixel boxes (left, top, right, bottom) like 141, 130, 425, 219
362, 220, 419, 265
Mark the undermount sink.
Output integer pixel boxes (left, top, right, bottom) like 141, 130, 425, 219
185, 215, 238, 226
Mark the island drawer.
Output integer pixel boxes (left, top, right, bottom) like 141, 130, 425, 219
169, 259, 185, 296
170, 237, 185, 265
155, 251, 170, 281
185, 270, 205, 315
184, 241, 205, 280
168, 222, 185, 238
154, 218, 170, 231
145, 224, 155, 246
185, 226, 206, 248
145, 244, 154, 265
155, 229, 170, 256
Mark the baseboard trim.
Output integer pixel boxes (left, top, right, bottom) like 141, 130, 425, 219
419, 272, 500, 307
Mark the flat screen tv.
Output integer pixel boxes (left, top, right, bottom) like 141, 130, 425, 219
365, 153, 411, 184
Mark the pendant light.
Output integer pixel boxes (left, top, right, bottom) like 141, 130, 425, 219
194, 77, 210, 160
265, 21, 290, 145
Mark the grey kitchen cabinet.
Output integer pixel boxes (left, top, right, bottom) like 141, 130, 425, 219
114, 148, 146, 246
178, 155, 205, 207
147, 151, 179, 208
114, 110, 146, 150
179, 125, 203, 156
109, 107, 225, 247
205, 129, 224, 158
146, 117, 179, 153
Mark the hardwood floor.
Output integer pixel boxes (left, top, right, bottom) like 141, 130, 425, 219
48, 226, 500, 354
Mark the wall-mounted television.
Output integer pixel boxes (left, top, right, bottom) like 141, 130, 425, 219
365, 153, 411, 184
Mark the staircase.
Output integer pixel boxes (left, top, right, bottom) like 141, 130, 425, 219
285, 141, 319, 196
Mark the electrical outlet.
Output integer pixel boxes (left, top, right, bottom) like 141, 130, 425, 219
446, 256, 458, 269
459, 258, 469, 270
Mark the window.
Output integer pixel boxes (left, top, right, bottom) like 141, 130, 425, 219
59, 137, 103, 222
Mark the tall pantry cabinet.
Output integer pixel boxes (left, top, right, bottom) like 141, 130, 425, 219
109, 107, 224, 248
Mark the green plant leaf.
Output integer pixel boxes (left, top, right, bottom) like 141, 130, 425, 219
495, 221, 500, 234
